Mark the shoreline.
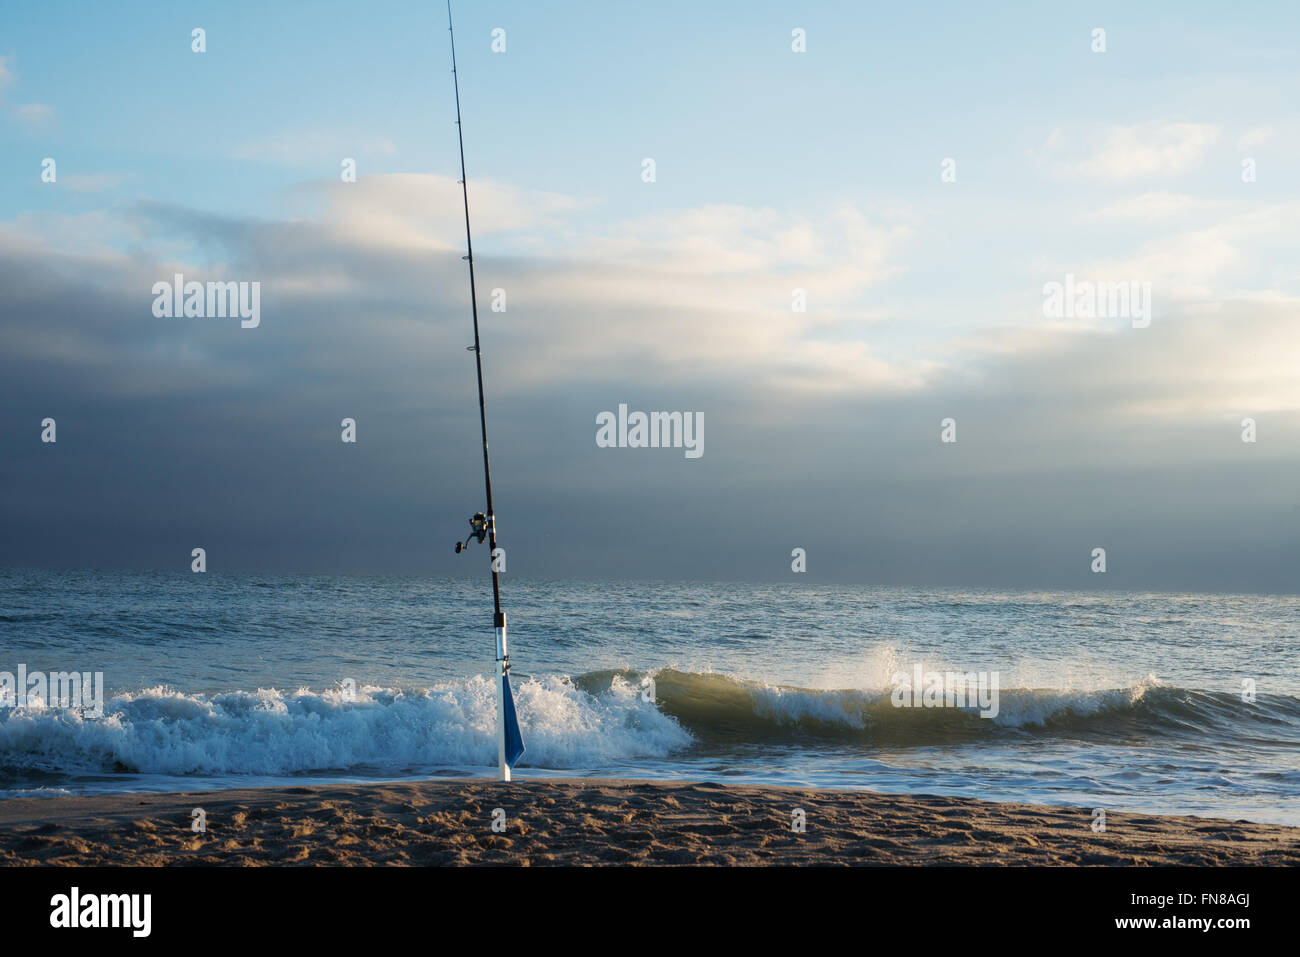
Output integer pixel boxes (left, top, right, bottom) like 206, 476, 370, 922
3, 778, 1297, 866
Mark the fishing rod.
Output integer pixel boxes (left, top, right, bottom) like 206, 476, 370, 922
447, 0, 525, 782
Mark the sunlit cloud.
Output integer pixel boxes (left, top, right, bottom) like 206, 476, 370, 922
1033, 123, 1221, 181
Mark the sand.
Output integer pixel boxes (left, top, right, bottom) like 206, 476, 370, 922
1, 778, 1296, 866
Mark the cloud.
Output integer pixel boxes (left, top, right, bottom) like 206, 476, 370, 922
2, 178, 1297, 587
13, 102, 53, 125
233, 130, 398, 167
60, 172, 123, 193
1035, 123, 1221, 181
969, 302, 1300, 425
299, 173, 594, 252
4, 176, 1295, 425
1236, 126, 1276, 151
0, 57, 55, 126
1082, 192, 1227, 223
1075, 200, 1300, 301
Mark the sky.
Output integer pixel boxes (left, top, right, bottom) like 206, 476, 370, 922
1, 1, 1297, 591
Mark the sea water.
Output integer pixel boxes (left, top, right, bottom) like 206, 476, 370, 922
1, 568, 1297, 825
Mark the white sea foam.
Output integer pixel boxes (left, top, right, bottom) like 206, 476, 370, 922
0, 674, 693, 776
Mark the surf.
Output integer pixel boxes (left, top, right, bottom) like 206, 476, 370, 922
2, 669, 1296, 783
580, 669, 1300, 748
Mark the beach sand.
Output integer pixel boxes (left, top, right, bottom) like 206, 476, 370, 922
2, 778, 1296, 866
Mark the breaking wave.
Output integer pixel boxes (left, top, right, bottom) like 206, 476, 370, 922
585, 669, 1300, 747
2, 669, 1296, 780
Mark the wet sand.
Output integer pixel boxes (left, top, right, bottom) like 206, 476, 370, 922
2, 778, 1296, 866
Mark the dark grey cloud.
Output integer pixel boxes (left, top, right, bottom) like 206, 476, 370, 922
2, 197, 1297, 593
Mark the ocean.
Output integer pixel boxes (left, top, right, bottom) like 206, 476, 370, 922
1, 568, 1297, 825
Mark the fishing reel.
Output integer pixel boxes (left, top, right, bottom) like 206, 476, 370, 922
454, 512, 489, 553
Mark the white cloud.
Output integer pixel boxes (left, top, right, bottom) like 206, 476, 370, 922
988, 301, 1300, 421
61, 172, 123, 193
13, 102, 53, 125
306, 173, 593, 251
1236, 126, 1276, 151
233, 130, 398, 167
6, 171, 1297, 428
0, 57, 55, 126
1036, 123, 1220, 181
1080, 200, 1300, 300
1082, 192, 1227, 223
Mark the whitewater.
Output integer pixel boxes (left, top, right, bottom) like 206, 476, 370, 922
2, 569, 1297, 825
